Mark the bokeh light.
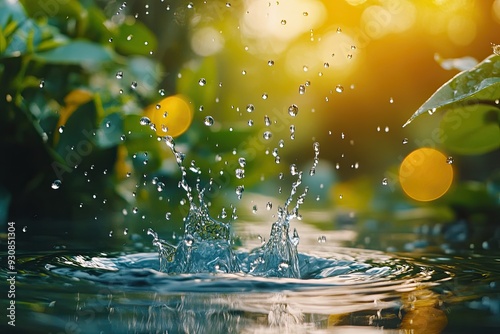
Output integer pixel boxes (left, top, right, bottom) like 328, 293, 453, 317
399, 148, 454, 202
145, 95, 194, 137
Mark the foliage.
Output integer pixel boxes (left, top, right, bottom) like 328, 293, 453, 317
0, 0, 270, 236
403, 54, 500, 155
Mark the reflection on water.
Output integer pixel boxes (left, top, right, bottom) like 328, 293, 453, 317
3, 236, 499, 333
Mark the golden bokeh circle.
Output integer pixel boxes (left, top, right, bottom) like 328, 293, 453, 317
145, 94, 193, 137
399, 148, 454, 201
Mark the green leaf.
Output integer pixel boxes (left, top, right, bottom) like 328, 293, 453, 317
0, 0, 26, 29
1, 18, 43, 57
55, 100, 97, 158
33, 40, 113, 64
440, 105, 500, 154
95, 112, 123, 149
404, 54, 500, 127
115, 17, 157, 56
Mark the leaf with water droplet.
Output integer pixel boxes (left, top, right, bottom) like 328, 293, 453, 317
404, 54, 500, 127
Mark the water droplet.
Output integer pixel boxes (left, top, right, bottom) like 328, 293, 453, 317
247, 119, 254, 126
139, 117, 151, 126
116, 71, 123, 79
303, 65, 308, 72
159, 88, 165, 96
130, 81, 138, 89
303, 11, 308, 16
187, 2, 194, 9
246, 104, 255, 112
266, 202, 272, 210
264, 115, 271, 126
132, 207, 139, 214
51, 180, 62, 190
317, 235, 326, 243
226, 2, 232, 8
288, 104, 299, 117
58, 125, 65, 134
109, 231, 113, 237
157, 182, 165, 192
281, 19, 287, 25
299, 84, 306, 95
323, 62, 329, 68
263, 131, 272, 140
384, 126, 389, 133
184, 234, 194, 246
39, 80, 45, 88
238, 157, 246, 167
22, 226, 28, 232
382, 177, 388, 186
235, 185, 245, 199
335, 85, 344, 93
446, 156, 454, 164
123, 228, 128, 235
389, 97, 394, 104
402, 138, 409, 144
492, 43, 500, 56
262, 93, 268, 100
268, 60, 274, 66
336, 27, 342, 33
204, 116, 214, 126
235, 168, 245, 179
252, 205, 258, 213
198, 78, 207, 86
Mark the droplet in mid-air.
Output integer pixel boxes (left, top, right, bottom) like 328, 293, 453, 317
446, 156, 454, 164
116, 71, 123, 79
335, 85, 344, 93
268, 60, 274, 66
281, 19, 287, 25
288, 104, 299, 117
130, 81, 138, 89
263, 131, 272, 140
140, 117, 151, 126
402, 138, 409, 145
235, 168, 245, 179
382, 177, 388, 186
39, 80, 45, 88
299, 84, 306, 95
51, 180, 62, 190
235, 185, 245, 199
198, 78, 207, 86
262, 93, 268, 100
246, 104, 255, 112
204, 116, 214, 126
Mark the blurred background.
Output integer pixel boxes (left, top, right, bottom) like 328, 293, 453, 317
0, 0, 498, 251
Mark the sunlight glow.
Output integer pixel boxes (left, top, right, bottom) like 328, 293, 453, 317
399, 148, 454, 202
240, 0, 326, 56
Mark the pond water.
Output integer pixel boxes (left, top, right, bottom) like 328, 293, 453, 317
2, 206, 500, 333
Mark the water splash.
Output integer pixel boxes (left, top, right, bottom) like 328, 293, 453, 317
149, 134, 321, 278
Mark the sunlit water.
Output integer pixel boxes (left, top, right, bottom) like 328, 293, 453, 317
4, 235, 500, 333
